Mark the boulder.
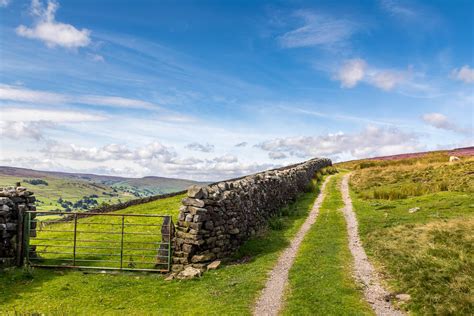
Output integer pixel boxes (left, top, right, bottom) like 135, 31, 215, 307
207, 260, 221, 271
395, 294, 411, 302
177, 266, 202, 279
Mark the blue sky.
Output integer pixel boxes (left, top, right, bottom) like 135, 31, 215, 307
0, 0, 472, 180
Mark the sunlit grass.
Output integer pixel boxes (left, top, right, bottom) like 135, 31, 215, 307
338, 153, 474, 314
283, 174, 372, 315
0, 174, 327, 314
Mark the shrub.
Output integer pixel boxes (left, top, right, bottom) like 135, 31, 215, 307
304, 181, 317, 193
23, 179, 49, 186
268, 217, 285, 230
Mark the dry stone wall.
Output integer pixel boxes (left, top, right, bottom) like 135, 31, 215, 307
172, 157, 331, 271
0, 185, 37, 267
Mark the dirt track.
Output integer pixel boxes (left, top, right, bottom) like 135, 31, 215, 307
253, 176, 332, 316
341, 174, 404, 316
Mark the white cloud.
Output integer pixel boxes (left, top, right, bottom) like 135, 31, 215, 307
211, 155, 238, 163
35, 140, 276, 181
256, 126, 421, 161
0, 0, 11, 8
268, 152, 287, 160
42, 141, 177, 162
380, 0, 416, 18
79, 95, 157, 110
0, 120, 54, 140
0, 108, 105, 140
16, 0, 91, 49
451, 65, 474, 84
235, 142, 248, 147
185, 142, 215, 153
335, 59, 406, 91
337, 59, 367, 88
369, 70, 405, 91
279, 10, 359, 49
0, 107, 105, 122
422, 113, 470, 134
0, 84, 67, 104
87, 53, 105, 62
0, 84, 159, 110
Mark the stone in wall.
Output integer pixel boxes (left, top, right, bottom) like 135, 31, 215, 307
0, 184, 37, 267
172, 157, 332, 271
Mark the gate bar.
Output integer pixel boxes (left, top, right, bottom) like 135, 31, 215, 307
73, 213, 78, 266
120, 215, 125, 269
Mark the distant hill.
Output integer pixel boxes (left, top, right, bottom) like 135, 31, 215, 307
0, 166, 204, 212
366, 146, 474, 161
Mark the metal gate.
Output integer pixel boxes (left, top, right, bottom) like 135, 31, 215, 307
23, 211, 173, 272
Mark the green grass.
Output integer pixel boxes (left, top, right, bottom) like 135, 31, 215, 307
0, 177, 324, 315
283, 174, 373, 315
337, 154, 474, 314
26, 194, 185, 270
351, 192, 474, 314
348, 156, 473, 200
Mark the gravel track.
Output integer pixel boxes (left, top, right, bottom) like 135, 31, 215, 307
253, 176, 332, 316
341, 174, 404, 316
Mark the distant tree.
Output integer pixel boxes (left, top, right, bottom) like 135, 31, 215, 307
23, 179, 49, 186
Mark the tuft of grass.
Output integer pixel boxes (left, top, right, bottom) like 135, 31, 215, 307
268, 217, 285, 231
283, 174, 372, 315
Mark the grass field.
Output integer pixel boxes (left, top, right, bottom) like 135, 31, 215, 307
0, 166, 201, 213
0, 175, 134, 212
0, 174, 326, 315
283, 173, 372, 315
338, 153, 474, 314
27, 194, 185, 271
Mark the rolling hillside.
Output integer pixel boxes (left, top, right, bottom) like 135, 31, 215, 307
0, 166, 203, 212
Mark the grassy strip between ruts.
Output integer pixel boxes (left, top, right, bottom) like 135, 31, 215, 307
282, 173, 373, 315
1, 175, 327, 315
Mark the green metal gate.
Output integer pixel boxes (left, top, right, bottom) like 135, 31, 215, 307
23, 211, 173, 272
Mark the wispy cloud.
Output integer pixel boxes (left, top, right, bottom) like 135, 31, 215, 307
0, 107, 105, 122
337, 59, 366, 88
0, 107, 105, 140
16, 0, 91, 49
335, 58, 406, 91
379, 0, 416, 18
87, 53, 105, 62
79, 95, 157, 110
0, 84, 67, 104
281, 105, 405, 127
278, 10, 360, 49
0, 120, 54, 140
0, 0, 11, 8
0, 84, 159, 110
451, 65, 474, 84
185, 142, 215, 153
422, 113, 471, 135
235, 142, 248, 147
